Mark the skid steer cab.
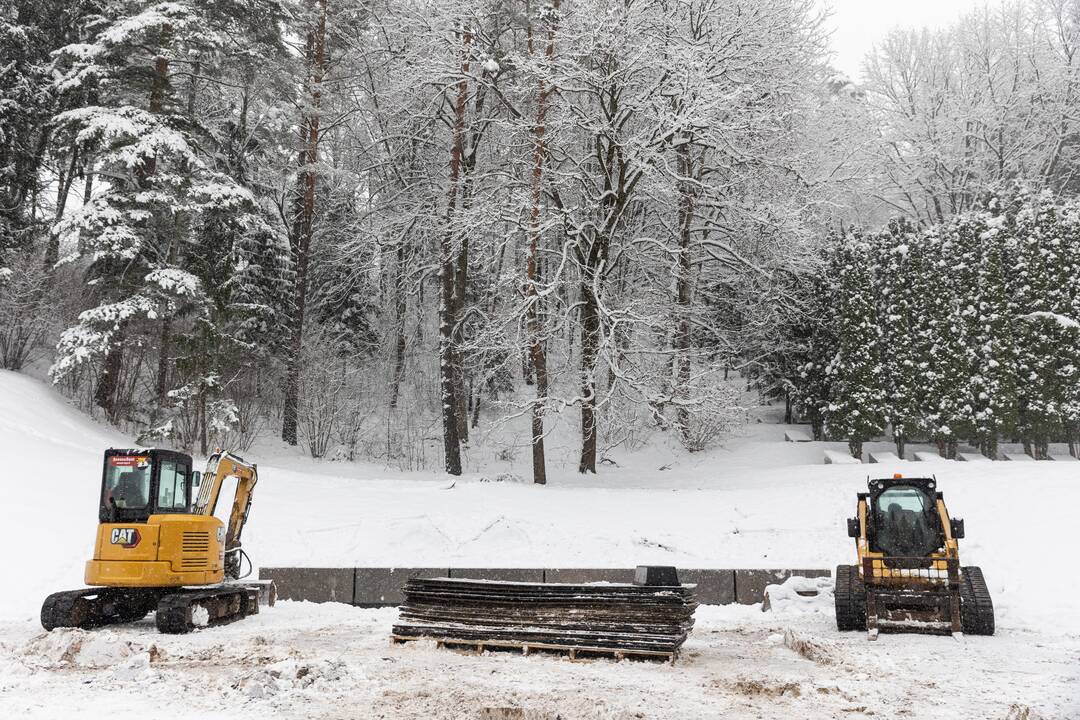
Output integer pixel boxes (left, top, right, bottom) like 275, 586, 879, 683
834, 475, 994, 640
41, 448, 274, 634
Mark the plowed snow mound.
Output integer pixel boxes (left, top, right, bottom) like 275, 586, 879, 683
20, 629, 153, 669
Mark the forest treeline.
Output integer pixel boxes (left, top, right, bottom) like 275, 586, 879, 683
3, 0, 1080, 477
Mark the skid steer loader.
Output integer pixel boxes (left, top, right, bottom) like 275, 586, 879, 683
41, 448, 274, 634
835, 475, 994, 640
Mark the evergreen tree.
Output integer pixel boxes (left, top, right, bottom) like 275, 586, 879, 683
918, 222, 974, 458
1010, 191, 1064, 458
967, 205, 1018, 459
823, 232, 887, 459
875, 219, 922, 458
48, 0, 283, 429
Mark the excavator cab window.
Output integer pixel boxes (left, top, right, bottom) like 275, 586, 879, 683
100, 450, 194, 522
103, 456, 152, 515
157, 460, 189, 511
869, 484, 943, 557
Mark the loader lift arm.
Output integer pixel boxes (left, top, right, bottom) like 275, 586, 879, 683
194, 451, 258, 580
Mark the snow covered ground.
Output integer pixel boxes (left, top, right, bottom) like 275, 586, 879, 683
1, 369, 1078, 718
1, 600, 1075, 719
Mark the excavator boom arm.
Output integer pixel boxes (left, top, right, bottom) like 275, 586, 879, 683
194, 451, 258, 578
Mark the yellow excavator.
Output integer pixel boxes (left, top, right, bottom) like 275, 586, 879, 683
41, 448, 274, 634
835, 475, 994, 639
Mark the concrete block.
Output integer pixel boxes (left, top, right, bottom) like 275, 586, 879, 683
784, 429, 812, 443
678, 569, 735, 605
824, 449, 860, 464
1049, 453, 1079, 462
912, 451, 948, 462
259, 567, 354, 604
1001, 452, 1035, 462
867, 451, 900, 463
354, 567, 449, 606
544, 568, 636, 584
449, 568, 545, 583
957, 452, 991, 462
734, 569, 830, 605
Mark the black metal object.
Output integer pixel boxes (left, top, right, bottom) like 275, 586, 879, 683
634, 565, 680, 586
833, 564, 866, 631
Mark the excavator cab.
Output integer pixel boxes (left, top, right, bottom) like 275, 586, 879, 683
42, 448, 272, 634
100, 449, 197, 522
835, 475, 993, 639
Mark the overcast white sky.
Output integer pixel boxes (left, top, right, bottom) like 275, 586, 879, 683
825, 0, 986, 80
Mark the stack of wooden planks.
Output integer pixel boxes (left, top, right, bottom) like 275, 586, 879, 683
391, 577, 697, 662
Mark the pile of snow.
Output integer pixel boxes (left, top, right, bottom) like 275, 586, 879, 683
761, 576, 834, 616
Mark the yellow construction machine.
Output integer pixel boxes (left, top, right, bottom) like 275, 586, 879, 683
835, 475, 994, 639
41, 448, 274, 634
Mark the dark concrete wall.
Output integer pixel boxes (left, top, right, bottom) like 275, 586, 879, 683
260, 567, 832, 606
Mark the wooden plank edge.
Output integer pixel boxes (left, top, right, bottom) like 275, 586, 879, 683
390, 634, 678, 663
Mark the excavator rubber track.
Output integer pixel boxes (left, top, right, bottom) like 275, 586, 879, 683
155, 586, 259, 634
41, 588, 159, 631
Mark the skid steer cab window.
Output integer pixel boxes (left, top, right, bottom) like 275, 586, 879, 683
103, 456, 151, 512
872, 485, 943, 557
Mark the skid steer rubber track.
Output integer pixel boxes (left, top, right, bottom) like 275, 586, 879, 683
959, 566, 995, 635
834, 564, 867, 631
156, 586, 259, 634
41, 588, 158, 631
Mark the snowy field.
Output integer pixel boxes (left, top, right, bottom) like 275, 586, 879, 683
1, 370, 1078, 718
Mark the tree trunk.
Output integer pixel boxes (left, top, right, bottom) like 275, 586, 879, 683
579, 273, 600, 474
389, 243, 408, 409
848, 439, 863, 461
524, 0, 560, 485
894, 431, 905, 460
451, 223, 469, 444
44, 146, 79, 270
282, 0, 327, 446
95, 339, 123, 422
672, 142, 694, 443
439, 26, 472, 476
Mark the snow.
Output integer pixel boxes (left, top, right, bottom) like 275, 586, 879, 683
1, 370, 1078, 718
1018, 311, 1080, 330
823, 449, 860, 464
1, 602, 1076, 719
